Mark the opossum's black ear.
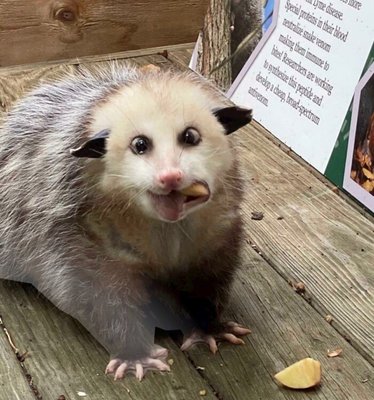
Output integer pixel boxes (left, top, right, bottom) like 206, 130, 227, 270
70, 129, 110, 158
213, 106, 253, 135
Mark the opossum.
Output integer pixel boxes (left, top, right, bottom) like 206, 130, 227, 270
0, 63, 252, 380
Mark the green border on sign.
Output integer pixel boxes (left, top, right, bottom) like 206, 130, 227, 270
325, 43, 374, 186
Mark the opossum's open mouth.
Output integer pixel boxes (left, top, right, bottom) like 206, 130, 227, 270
148, 182, 210, 222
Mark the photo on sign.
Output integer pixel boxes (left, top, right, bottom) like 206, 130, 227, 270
344, 62, 374, 212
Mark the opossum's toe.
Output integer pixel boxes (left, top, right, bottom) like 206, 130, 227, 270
114, 362, 128, 380
145, 358, 170, 371
218, 332, 245, 345
135, 363, 144, 381
225, 321, 252, 336
150, 345, 169, 359
207, 336, 218, 353
181, 322, 251, 353
105, 358, 122, 374
106, 345, 170, 381
181, 330, 218, 353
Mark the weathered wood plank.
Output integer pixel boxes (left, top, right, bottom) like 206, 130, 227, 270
0, 0, 206, 67
0, 281, 217, 400
0, 43, 192, 75
184, 244, 374, 400
168, 48, 194, 69
247, 123, 374, 222
1, 50, 374, 400
0, 55, 166, 116
0, 317, 35, 400
232, 121, 374, 366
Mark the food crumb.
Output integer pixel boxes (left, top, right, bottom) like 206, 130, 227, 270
325, 315, 333, 323
77, 391, 87, 397
327, 348, 343, 358
251, 211, 264, 220
199, 389, 207, 396
196, 366, 205, 371
294, 282, 306, 294
167, 359, 174, 366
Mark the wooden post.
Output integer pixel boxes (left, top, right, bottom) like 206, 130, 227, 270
197, 0, 232, 91
196, 0, 262, 90
231, 0, 262, 79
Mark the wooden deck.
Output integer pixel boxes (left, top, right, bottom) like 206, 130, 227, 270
1, 47, 374, 400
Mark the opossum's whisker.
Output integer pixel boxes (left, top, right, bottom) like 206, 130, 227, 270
178, 102, 186, 161
121, 184, 151, 213
203, 147, 233, 161
111, 97, 142, 136
218, 178, 246, 193
222, 173, 247, 181
106, 174, 134, 181
176, 222, 193, 242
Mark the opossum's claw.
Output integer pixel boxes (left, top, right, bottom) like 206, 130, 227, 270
105, 345, 170, 381
181, 322, 251, 353
105, 358, 122, 374
181, 331, 218, 353
135, 362, 144, 381
225, 321, 252, 336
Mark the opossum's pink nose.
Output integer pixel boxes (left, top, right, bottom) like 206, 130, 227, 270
157, 169, 183, 190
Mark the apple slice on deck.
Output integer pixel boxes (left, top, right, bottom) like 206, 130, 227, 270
274, 358, 321, 389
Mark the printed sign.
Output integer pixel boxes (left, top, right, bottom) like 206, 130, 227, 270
228, 0, 374, 211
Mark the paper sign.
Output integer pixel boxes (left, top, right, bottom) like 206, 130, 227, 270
229, 0, 374, 174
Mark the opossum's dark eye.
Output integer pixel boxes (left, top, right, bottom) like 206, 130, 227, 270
130, 136, 151, 155
180, 128, 201, 146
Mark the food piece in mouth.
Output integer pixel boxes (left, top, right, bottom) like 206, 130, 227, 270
150, 182, 210, 221
179, 182, 210, 198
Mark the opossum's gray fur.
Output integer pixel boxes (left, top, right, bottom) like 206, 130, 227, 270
0, 64, 166, 356
0, 64, 246, 371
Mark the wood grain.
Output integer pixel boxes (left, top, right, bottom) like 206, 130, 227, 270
197, 0, 232, 90
0, 317, 35, 400
0, 281, 218, 400
168, 47, 194, 68
184, 245, 374, 400
0, 43, 192, 75
0, 0, 207, 67
233, 121, 374, 366
1, 50, 374, 400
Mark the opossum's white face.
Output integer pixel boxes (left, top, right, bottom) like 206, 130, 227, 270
73, 74, 251, 222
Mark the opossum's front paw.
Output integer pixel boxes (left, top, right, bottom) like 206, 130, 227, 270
181, 321, 251, 353
105, 345, 170, 381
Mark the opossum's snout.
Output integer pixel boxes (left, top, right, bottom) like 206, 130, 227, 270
155, 168, 184, 192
